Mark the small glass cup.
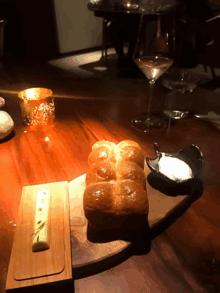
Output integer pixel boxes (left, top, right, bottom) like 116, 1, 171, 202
18, 88, 55, 126
163, 71, 198, 120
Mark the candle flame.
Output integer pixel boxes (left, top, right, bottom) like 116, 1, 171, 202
25, 89, 36, 100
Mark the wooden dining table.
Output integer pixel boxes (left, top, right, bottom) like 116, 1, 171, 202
1, 78, 220, 292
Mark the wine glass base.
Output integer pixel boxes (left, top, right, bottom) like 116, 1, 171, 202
131, 114, 167, 132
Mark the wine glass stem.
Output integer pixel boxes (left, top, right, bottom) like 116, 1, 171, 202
147, 79, 155, 118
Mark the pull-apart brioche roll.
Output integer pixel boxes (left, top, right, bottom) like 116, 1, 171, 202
91, 140, 116, 151
86, 161, 116, 187
116, 161, 146, 189
88, 146, 116, 165
117, 141, 144, 169
117, 140, 142, 150
83, 140, 148, 234
116, 180, 149, 214
83, 181, 116, 229
83, 181, 115, 214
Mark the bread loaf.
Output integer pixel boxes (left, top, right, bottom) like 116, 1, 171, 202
83, 140, 149, 235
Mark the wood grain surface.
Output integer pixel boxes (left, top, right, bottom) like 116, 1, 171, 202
5, 182, 72, 290
69, 172, 191, 269
1, 78, 220, 292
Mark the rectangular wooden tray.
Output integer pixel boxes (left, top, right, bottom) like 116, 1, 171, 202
6, 181, 72, 291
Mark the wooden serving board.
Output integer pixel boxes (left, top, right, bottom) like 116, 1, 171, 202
6, 181, 72, 291
69, 173, 191, 269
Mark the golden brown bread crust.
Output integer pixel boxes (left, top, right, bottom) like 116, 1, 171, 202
83, 180, 148, 232
84, 180, 148, 215
88, 146, 116, 165
117, 180, 148, 214
117, 146, 144, 169
91, 140, 117, 151
83, 181, 115, 213
117, 140, 141, 150
116, 161, 146, 189
83, 140, 149, 234
86, 161, 116, 187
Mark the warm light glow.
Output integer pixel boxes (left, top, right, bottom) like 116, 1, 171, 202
25, 89, 36, 100
158, 155, 193, 181
18, 88, 54, 126
51, 93, 119, 101
45, 136, 50, 142
0, 89, 21, 95
115, 149, 120, 162
0, 112, 9, 123
9, 221, 16, 227
48, 52, 102, 69
85, 53, 101, 63
94, 66, 107, 71
47, 48, 120, 78
152, 68, 160, 79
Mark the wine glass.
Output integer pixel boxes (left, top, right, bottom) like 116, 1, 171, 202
131, 10, 175, 132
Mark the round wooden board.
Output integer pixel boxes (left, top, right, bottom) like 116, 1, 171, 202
69, 173, 191, 269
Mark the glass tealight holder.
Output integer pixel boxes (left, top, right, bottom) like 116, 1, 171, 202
18, 88, 55, 126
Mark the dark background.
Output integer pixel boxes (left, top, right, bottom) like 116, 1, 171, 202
1, 0, 220, 63
0, 0, 59, 61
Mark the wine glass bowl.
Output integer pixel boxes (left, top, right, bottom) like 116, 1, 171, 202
131, 10, 175, 132
135, 56, 174, 81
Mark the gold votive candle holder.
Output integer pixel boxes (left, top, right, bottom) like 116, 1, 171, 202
18, 88, 55, 126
